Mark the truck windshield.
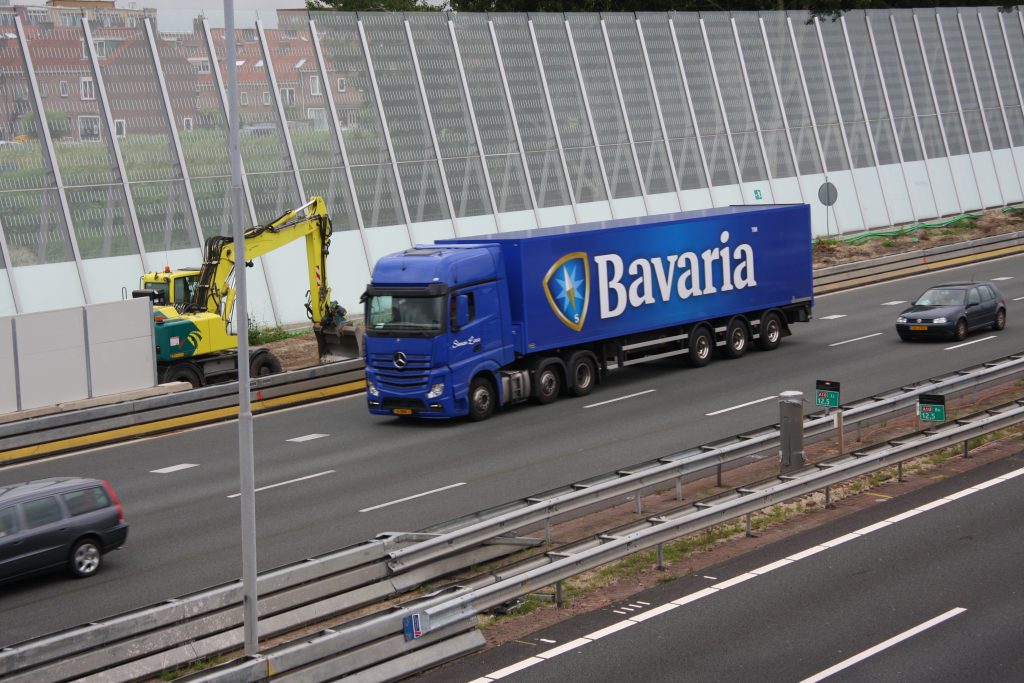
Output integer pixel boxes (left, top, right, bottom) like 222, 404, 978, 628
366, 294, 445, 336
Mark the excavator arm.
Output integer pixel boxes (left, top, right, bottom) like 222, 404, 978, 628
180, 196, 359, 361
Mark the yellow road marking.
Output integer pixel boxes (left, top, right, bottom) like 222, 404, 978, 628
865, 492, 892, 499
0, 380, 365, 464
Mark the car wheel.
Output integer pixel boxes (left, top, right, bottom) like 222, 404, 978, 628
534, 365, 561, 404
567, 354, 596, 397
723, 317, 749, 359
756, 312, 783, 351
468, 376, 495, 421
69, 538, 102, 578
954, 318, 968, 341
687, 326, 713, 367
992, 309, 1006, 331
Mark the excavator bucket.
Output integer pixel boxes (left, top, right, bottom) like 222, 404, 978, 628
315, 319, 364, 363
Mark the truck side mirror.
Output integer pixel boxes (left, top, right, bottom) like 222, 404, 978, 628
455, 294, 470, 330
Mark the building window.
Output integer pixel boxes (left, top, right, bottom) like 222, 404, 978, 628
183, 117, 193, 131
94, 40, 108, 58
307, 108, 327, 129
39, 81, 49, 98
78, 115, 100, 140
337, 77, 347, 93
114, 119, 126, 138
195, 59, 211, 74
240, 91, 249, 106
59, 80, 69, 97
280, 88, 295, 107
80, 77, 95, 101
309, 75, 321, 96
345, 109, 357, 128
262, 92, 271, 106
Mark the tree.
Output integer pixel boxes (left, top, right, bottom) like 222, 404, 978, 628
307, 0, 443, 11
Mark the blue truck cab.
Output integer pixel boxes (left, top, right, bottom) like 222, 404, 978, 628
364, 205, 814, 421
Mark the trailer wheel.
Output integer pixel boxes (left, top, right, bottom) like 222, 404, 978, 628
756, 312, 783, 351
468, 376, 496, 421
567, 354, 596, 397
687, 326, 713, 367
250, 350, 282, 377
161, 362, 203, 388
723, 317, 749, 359
534, 365, 561, 404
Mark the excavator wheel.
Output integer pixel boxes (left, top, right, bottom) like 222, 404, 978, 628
250, 350, 283, 378
161, 362, 203, 389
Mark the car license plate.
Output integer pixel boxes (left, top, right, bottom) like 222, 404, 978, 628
910, 325, 928, 331
393, 408, 413, 415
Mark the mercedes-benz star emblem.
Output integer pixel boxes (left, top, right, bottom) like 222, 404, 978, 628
393, 351, 407, 369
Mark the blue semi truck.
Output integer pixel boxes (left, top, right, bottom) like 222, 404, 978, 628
363, 204, 813, 420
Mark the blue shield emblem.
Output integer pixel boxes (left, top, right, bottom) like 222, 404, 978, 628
543, 252, 590, 332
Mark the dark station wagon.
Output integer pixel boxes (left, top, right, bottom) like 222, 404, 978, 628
0, 478, 128, 584
896, 282, 1007, 341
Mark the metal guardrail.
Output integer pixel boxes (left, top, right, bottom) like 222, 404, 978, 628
0, 359, 366, 461
813, 229, 1024, 292
1, 352, 1020, 681
183, 396, 1024, 682
1, 231, 1020, 464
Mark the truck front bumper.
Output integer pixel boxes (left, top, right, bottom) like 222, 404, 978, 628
366, 374, 466, 419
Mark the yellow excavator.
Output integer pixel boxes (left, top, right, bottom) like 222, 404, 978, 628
133, 196, 359, 387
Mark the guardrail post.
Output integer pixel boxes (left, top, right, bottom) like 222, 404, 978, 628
635, 492, 642, 515
676, 478, 683, 502
779, 391, 805, 474
963, 440, 971, 459
556, 580, 563, 608
746, 512, 754, 537
824, 485, 833, 509
898, 461, 905, 482
835, 410, 845, 455
656, 543, 664, 570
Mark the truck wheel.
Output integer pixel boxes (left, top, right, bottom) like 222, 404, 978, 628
567, 354, 596, 397
534, 365, 561, 404
687, 326, 713, 367
468, 376, 496, 421
161, 362, 203, 388
756, 312, 782, 351
250, 351, 282, 377
723, 317, 749, 359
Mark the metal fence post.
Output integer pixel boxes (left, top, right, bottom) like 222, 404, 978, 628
779, 390, 805, 473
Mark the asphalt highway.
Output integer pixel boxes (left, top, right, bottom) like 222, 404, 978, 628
0, 253, 1022, 647
423, 453, 1024, 682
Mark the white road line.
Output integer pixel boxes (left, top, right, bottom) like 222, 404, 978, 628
359, 482, 466, 512
473, 465, 1024, 683
829, 332, 883, 347
1013, 296, 1024, 301
227, 470, 334, 499
286, 433, 328, 443
706, 395, 775, 416
538, 638, 556, 644
990, 276, 1014, 281
819, 314, 847, 320
944, 335, 995, 350
799, 607, 967, 683
584, 389, 656, 409
151, 463, 198, 474
881, 300, 907, 306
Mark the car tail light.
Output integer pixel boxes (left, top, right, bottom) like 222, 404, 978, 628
103, 480, 124, 524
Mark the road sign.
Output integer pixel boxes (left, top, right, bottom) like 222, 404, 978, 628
403, 612, 428, 640
815, 379, 840, 408
918, 393, 946, 422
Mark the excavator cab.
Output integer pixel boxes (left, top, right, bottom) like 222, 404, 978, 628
134, 268, 201, 307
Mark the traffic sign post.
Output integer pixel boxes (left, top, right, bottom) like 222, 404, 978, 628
918, 393, 946, 422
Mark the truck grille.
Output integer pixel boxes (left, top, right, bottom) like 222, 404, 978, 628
369, 353, 432, 390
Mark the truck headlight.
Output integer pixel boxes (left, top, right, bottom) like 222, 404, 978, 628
367, 380, 379, 397
426, 382, 445, 399
932, 317, 947, 324
897, 316, 907, 324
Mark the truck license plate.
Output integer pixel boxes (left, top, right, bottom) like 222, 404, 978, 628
910, 325, 928, 331
393, 408, 413, 415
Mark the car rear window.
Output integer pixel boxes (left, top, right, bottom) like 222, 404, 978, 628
62, 487, 111, 516
0, 506, 19, 537
23, 496, 63, 528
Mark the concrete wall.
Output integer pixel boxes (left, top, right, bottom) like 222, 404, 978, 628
0, 298, 155, 414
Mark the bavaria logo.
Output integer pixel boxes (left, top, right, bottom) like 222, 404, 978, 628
543, 252, 590, 332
